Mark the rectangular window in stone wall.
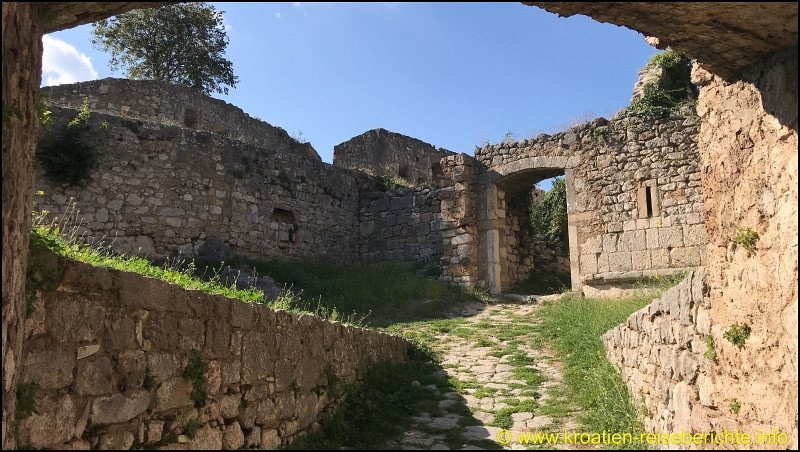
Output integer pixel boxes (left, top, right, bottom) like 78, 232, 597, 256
637, 180, 661, 218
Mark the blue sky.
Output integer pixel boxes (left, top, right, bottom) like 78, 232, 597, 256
42, 2, 658, 191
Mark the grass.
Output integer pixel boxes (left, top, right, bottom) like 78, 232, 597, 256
29, 202, 481, 327
215, 255, 483, 327
531, 278, 682, 447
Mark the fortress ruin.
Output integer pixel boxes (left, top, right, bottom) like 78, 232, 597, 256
38, 75, 706, 296
2, 2, 796, 450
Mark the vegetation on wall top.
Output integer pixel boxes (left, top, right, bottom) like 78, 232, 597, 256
628, 48, 698, 119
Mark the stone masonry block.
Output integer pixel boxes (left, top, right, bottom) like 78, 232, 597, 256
631, 250, 651, 271
603, 234, 618, 253
608, 252, 632, 272
659, 226, 684, 248
682, 224, 707, 246
670, 247, 702, 267
646, 228, 659, 249
651, 249, 670, 268
580, 254, 598, 274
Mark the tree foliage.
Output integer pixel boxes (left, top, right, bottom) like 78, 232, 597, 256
628, 48, 698, 119
91, 2, 238, 95
529, 177, 568, 243
37, 99, 107, 187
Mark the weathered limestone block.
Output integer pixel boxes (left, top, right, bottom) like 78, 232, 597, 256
22, 392, 76, 449
22, 346, 76, 389
222, 421, 244, 450
155, 377, 192, 412
75, 356, 115, 396
90, 390, 150, 424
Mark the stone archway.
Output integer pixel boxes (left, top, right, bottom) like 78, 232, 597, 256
477, 156, 581, 294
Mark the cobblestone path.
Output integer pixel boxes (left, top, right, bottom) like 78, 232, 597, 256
388, 297, 585, 450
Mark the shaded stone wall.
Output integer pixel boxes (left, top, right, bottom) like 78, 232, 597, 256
42, 78, 321, 162
691, 48, 798, 447
18, 251, 408, 449
603, 271, 712, 441
475, 111, 706, 294
35, 106, 372, 263
333, 128, 455, 185
358, 187, 445, 264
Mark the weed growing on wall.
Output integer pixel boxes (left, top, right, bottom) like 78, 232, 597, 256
730, 399, 741, 415
704, 335, 717, 362
37, 98, 107, 187
183, 420, 200, 440
16, 382, 39, 418
183, 349, 209, 408
375, 166, 411, 191
733, 227, 759, 257
723, 322, 751, 350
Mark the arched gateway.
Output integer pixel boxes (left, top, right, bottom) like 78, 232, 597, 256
469, 114, 706, 295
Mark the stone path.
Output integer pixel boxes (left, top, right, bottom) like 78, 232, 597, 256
388, 297, 588, 450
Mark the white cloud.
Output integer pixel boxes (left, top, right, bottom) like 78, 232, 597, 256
41, 35, 98, 86
275, 12, 282, 19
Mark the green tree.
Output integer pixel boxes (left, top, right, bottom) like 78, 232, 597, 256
91, 2, 238, 95
530, 177, 568, 243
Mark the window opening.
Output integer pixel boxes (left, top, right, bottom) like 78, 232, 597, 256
645, 186, 653, 218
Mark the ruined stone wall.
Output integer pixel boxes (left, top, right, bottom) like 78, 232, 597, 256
437, 154, 480, 287
690, 48, 798, 447
333, 128, 455, 185
603, 271, 712, 442
358, 187, 445, 264
18, 251, 408, 449
41, 78, 321, 162
475, 111, 707, 293
35, 106, 372, 263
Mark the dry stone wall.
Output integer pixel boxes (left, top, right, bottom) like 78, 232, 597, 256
474, 111, 707, 293
19, 250, 408, 449
603, 270, 712, 439
42, 78, 321, 162
334, 128, 454, 185
35, 106, 372, 263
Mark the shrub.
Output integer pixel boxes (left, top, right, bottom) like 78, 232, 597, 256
375, 167, 410, 191
723, 323, 751, 350
629, 48, 698, 119
37, 98, 106, 187
733, 227, 759, 257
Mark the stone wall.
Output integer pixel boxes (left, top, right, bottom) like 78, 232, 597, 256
474, 111, 707, 294
41, 78, 321, 162
436, 154, 480, 287
358, 187, 445, 264
333, 128, 455, 185
603, 270, 712, 439
35, 106, 372, 263
18, 250, 408, 449
690, 48, 798, 447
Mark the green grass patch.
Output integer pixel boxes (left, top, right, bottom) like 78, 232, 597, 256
533, 290, 668, 446
204, 255, 483, 327
506, 351, 536, 367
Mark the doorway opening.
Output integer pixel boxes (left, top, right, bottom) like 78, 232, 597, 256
493, 171, 572, 295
